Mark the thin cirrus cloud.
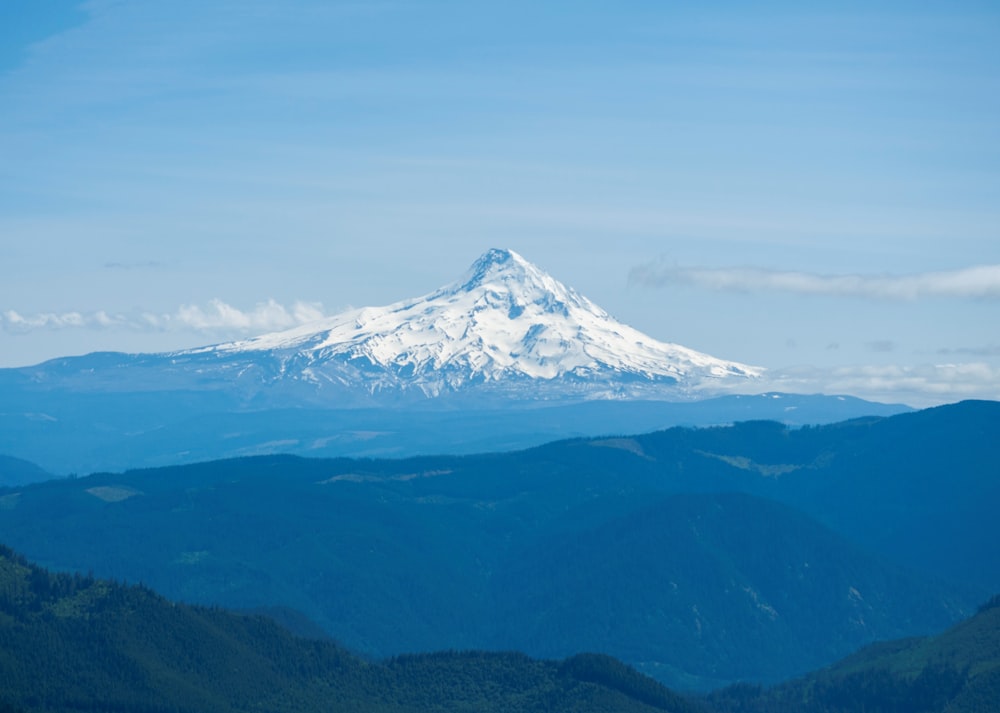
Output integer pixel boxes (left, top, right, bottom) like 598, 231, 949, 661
1, 299, 327, 335
629, 263, 1000, 300
938, 345, 1000, 357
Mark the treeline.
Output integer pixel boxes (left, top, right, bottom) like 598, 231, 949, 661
709, 665, 968, 713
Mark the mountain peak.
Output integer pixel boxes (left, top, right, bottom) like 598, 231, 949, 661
449, 248, 587, 314
457, 248, 541, 290
474, 247, 522, 270
186, 249, 762, 401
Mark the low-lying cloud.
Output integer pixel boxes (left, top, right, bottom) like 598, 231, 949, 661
1, 299, 327, 336
706, 362, 1000, 408
168, 299, 325, 332
629, 263, 1000, 300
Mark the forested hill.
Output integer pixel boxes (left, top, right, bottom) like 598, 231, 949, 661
708, 595, 1000, 713
0, 544, 703, 713
2, 544, 997, 713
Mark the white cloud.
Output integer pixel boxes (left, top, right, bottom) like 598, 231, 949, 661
3, 310, 91, 331
629, 263, 1000, 300
708, 362, 1000, 408
1, 299, 328, 336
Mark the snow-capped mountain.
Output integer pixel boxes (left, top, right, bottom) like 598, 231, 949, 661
171, 248, 761, 402
10, 249, 759, 406
9, 254, 921, 473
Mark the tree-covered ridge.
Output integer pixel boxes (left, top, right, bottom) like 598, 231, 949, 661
707, 595, 1000, 713
0, 544, 703, 713
2, 543, 998, 713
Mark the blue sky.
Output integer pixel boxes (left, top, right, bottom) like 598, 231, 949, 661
1, 0, 998, 405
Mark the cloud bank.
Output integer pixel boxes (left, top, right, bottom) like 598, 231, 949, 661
1, 299, 327, 336
629, 263, 1000, 300
706, 362, 1000, 408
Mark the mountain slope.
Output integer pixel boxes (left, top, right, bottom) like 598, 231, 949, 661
627, 399, 1000, 591
491, 492, 968, 690
0, 456, 51, 487
707, 596, 1000, 713
0, 544, 703, 713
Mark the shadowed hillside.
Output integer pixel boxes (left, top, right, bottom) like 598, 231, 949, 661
0, 544, 703, 713
707, 595, 1000, 713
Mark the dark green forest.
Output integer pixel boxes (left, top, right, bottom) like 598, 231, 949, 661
0, 544, 704, 713
707, 596, 1000, 713
1, 545, 997, 713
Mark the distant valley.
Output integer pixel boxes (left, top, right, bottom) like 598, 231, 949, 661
0, 391, 908, 476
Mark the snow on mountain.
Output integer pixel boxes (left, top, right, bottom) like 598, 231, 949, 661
180, 248, 761, 401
